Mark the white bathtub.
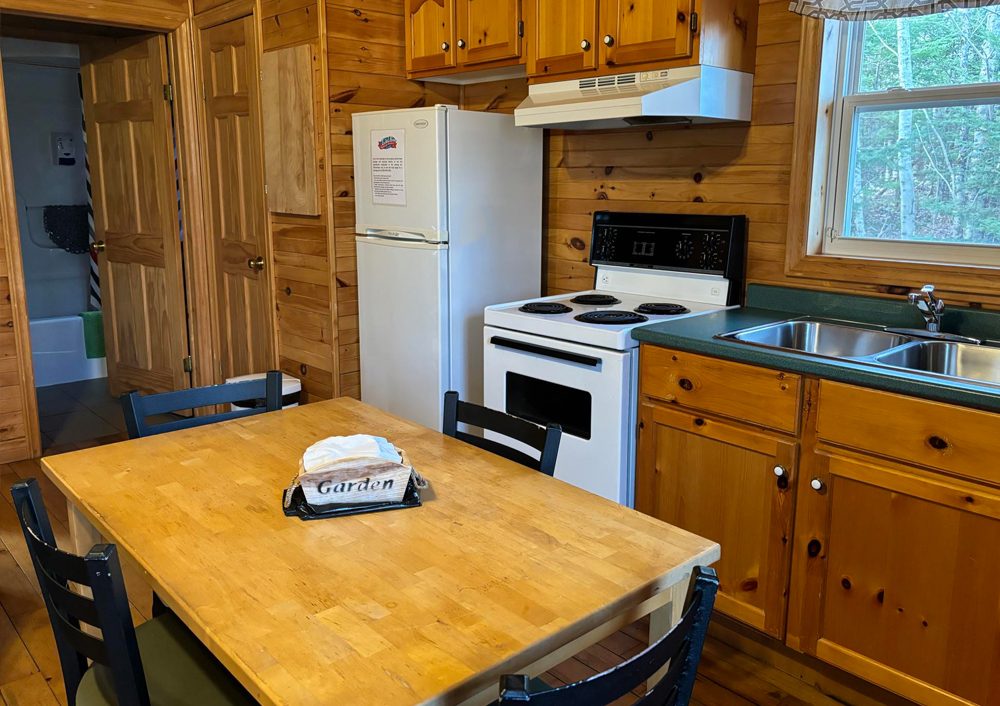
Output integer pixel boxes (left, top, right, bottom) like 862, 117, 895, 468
29, 315, 107, 387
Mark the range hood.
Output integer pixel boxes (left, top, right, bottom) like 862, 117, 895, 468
514, 65, 753, 130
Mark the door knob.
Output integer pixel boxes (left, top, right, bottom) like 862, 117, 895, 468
91, 240, 106, 253
441, 41, 450, 51
603, 34, 614, 46
247, 256, 264, 272
580, 39, 591, 50
457, 39, 466, 48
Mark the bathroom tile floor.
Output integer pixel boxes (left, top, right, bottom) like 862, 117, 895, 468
35, 379, 125, 448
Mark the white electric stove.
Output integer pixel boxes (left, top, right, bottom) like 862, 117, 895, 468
484, 211, 747, 506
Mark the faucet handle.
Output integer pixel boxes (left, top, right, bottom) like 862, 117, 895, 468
921, 284, 936, 295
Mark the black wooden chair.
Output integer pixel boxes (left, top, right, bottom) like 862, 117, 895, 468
443, 391, 562, 476
11, 478, 257, 706
498, 566, 720, 706
121, 370, 283, 439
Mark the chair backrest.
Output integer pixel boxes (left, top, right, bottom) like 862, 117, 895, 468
121, 370, 283, 439
442, 391, 562, 476
499, 566, 720, 706
11, 479, 150, 706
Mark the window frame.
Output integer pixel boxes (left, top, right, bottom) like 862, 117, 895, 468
821, 17, 1000, 266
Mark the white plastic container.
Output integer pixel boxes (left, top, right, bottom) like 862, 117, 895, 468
225, 373, 301, 412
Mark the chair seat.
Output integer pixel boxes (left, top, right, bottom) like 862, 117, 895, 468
76, 611, 256, 706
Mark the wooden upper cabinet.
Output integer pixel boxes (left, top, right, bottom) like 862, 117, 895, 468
526, 0, 599, 76
457, 0, 522, 66
793, 450, 1000, 706
599, 0, 696, 68
636, 402, 796, 639
406, 0, 457, 73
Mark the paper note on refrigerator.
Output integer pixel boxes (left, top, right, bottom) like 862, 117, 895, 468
370, 130, 406, 205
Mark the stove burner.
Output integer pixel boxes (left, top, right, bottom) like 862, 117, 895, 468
519, 302, 573, 315
635, 302, 691, 316
571, 293, 621, 306
574, 310, 649, 325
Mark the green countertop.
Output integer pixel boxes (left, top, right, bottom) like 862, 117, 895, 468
631, 285, 1000, 414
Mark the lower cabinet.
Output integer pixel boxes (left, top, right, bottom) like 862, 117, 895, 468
636, 402, 796, 639
792, 449, 1000, 706
637, 343, 1000, 706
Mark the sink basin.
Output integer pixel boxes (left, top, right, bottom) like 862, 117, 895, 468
721, 320, 915, 359
874, 341, 1000, 387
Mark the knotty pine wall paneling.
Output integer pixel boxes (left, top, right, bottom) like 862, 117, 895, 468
262, 0, 341, 401
327, 0, 460, 398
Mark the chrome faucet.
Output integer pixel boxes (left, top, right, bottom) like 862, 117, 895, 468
907, 285, 945, 333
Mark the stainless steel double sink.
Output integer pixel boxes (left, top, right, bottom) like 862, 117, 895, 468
716, 318, 1000, 389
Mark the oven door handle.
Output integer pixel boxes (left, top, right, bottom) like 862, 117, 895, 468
489, 336, 601, 367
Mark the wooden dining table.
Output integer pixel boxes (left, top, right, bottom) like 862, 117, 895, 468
40, 397, 719, 706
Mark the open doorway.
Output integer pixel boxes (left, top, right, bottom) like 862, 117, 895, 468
0, 17, 192, 450
1, 36, 122, 448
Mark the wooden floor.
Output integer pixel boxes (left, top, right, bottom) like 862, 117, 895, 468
2, 435, 856, 706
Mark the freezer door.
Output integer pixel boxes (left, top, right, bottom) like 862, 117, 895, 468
352, 107, 449, 242
357, 236, 449, 430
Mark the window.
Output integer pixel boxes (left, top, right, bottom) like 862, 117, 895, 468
822, 9, 1000, 266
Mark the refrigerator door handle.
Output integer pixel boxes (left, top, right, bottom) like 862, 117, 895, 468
489, 336, 602, 367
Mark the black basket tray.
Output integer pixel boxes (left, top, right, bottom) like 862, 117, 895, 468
282, 476, 422, 521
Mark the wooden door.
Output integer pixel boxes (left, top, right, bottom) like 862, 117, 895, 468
598, 0, 695, 69
636, 402, 796, 638
405, 0, 457, 73
525, 0, 598, 76
197, 12, 275, 380
456, 0, 521, 66
80, 36, 190, 397
792, 449, 1000, 706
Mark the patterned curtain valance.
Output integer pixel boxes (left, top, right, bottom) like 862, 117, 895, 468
789, 0, 1000, 21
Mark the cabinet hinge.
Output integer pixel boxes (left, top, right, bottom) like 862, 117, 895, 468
264, 184, 268, 195
182, 355, 193, 373
163, 83, 174, 101
218, 360, 224, 379
690, 11, 699, 32
260, 70, 263, 82
518, 20, 524, 37
202, 82, 207, 100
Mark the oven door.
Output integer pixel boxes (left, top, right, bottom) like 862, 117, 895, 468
483, 326, 636, 505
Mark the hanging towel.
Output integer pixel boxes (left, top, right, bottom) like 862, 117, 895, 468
78, 311, 105, 359
43, 205, 90, 254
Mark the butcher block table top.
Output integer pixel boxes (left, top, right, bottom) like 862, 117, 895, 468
40, 397, 719, 706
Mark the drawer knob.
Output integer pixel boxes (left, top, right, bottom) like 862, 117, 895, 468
810, 478, 826, 492
678, 378, 693, 391
927, 435, 950, 450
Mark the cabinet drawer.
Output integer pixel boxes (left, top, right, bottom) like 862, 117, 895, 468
817, 381, 1000, 487
640, 345, 802, 433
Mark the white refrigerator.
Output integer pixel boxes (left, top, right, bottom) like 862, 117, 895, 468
353, 106, 542, 430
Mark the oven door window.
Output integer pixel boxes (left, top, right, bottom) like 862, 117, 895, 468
505, 372, 592, 440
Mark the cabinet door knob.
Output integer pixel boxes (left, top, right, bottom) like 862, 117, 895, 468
603, 34, 614, 46
457, 39, 466, 48
810, 478, 826, 492
580, 39, 591, 50
441, 41, 450, 51
773, 465, 787, 478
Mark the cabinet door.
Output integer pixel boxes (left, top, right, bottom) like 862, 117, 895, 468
525, 0, 598, 77
636, 403, 796, 638
406, 0, 457, 73
456, 0, 521, 66
599, 0, 696, 68
791, 450, 1000, 706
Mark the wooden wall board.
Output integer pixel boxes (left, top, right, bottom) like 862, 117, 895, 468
0, 0, 189, 30
263, 0, 341, 402
262, 44, 321, 216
